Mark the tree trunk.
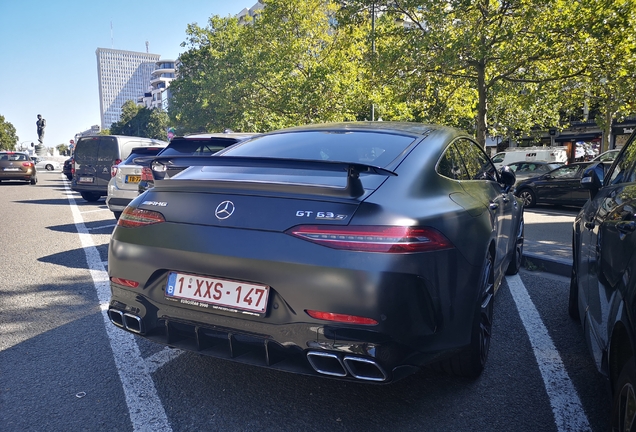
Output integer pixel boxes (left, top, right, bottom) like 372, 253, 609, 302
476, 62, 488, 148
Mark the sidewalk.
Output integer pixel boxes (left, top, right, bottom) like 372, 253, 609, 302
522, 208, 575, 277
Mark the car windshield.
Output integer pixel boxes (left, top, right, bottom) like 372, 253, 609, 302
222, 130, 416, 167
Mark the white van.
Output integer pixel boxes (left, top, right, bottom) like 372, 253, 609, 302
491, 146, 568, 169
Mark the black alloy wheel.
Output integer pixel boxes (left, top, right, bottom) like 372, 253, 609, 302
612, 358, 636, 432
29, 176, 37, 185
518, 189, 536, 208
45, 164, 54, 171
506, 217, 524, 275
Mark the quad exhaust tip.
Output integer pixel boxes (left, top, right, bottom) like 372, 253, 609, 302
306, 351, 387, 382
108, 309, 143, 334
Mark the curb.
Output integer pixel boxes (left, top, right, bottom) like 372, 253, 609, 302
522, 253, 572, 278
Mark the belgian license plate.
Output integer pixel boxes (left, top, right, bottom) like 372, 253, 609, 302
78, 176, 94, 183
125, 175, 141, 183
3, 167, 19, 171
165, 272, 269, 314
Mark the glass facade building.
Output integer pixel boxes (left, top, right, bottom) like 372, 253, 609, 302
95, 48, 160, 130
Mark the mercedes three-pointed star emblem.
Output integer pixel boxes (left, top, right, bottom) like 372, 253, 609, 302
215, 200, 235, 220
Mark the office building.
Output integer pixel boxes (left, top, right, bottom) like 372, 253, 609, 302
96, 48, 160, 130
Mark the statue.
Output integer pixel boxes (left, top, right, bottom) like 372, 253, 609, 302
36, 114, 46, 144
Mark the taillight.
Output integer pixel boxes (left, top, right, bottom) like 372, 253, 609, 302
141, 166, 153, 181
110, 277, 139, 288
306, 310, 378, 325
111, 159, 122, 177
117, 207, 165, 228
22, 162, 33, 167
286, 225, 453, 253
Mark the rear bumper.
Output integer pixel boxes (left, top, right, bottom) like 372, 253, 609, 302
0, 169, 36, 181
108, 223, 486, 383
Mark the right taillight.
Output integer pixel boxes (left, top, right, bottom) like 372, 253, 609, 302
117, 207, 165, 228
286, 225, 453, 253
141, 166, 153, 182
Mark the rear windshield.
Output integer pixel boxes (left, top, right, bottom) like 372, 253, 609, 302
159, 138, 242, 157
0, 153, 29, 161
122, 147, 166, 164
221, 131, 416, 167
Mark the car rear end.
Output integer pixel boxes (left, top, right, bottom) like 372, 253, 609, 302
0, 152, 37, 184
107, 146, 167, 218
108, 126, 488, 383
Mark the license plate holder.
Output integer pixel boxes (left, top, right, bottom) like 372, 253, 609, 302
165, 272, 269, 315
78, 176, 94, 183
125, 175, 141, 184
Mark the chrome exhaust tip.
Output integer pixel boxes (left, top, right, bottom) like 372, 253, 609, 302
306, 351, 347, 377
123, 313, 143, 334
108, 309, 125, 328
343, 356, 388, 382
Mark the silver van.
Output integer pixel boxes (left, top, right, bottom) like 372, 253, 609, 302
72, 135, 168, 202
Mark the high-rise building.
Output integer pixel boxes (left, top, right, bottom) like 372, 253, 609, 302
95, 48, 160, 130
137, 59, 176, 111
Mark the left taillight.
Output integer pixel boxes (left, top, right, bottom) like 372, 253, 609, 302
117, 207, 165, 228
140, 166, 153, 182
285, 225, 454, 253
111, 159, 122, 177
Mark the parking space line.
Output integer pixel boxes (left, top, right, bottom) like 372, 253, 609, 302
506, 274, 591, 432
145, 348, 184, 375
63, 181, 172, 432
86, 223, 116, 231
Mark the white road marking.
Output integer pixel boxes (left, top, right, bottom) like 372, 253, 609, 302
146, 348, 184, 375
506, 274, 591, 432
63, 181, 172, 432
80, 208, 110, 214
86, 223, 116, 231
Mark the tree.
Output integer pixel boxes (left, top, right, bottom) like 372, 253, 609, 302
0, 115, 18, 150
110, 101, 169, 140
349, 0, 608, 146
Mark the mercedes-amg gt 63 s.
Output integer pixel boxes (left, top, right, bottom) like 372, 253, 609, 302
107, 122, 524, 383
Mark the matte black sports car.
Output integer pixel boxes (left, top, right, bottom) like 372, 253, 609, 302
570, 135, 636, 429
108, 122, 524, 383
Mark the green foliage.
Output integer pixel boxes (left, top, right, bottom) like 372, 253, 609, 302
110, 101, 169, 140
0, 115, 18, 150
168, 0, 636, 145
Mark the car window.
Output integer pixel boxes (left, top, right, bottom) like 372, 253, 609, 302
608, 138, 636, 185
222, 131, 416, 167
122, 147, 166, 164
437, 143, 469, 180
550, 165, 581, 179
159, 138, 242, 157
454, 139, 498, 181
491, 153, 504, 164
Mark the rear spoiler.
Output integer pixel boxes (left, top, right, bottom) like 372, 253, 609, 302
150, 155, 397, 198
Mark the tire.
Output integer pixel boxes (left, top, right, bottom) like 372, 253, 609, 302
611, 357, 636, 432
30, 176, 37, 185
517, 189, 536, 208
45, 164, 53, 171
80, 192, 101, 202
435, 253, 495, 378
113, 211, 122, 220
506, 217, 524, 275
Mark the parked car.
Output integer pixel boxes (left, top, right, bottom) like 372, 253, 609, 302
31, 157, 61, 171
107, 122, 523, 384
591, 148, 620, 163
0, 151, 37, 184
137, 132, 257, 194
569, 135, 636, 429
505, 161, 562, 184
106, 145, 167, 219
491, 146, 568, 169
514, 162, 591, 208
63, 158, 73, 180
72, 135, 167, 202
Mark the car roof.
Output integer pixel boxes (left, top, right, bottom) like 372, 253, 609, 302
176, 133, 258, 140
267, 121, 441, 137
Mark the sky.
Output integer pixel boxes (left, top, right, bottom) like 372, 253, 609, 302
0, 0, 257, 150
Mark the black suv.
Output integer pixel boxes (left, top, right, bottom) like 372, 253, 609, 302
137, 133, 257, 194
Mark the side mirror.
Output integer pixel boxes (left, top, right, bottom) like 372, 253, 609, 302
581, 162, 604, 199
498, 165, 516, 191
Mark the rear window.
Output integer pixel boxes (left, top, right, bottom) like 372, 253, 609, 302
122, 147, 166, 164
0, 153, 29, 161
221, 131, 416, 167
159, 138, 241, 157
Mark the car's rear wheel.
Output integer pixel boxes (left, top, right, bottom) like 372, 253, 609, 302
81, 192, 101, 202
29, 176, 37, 185
611, 358, 636, 432
434, 253, 494, 378
45, 164, 53, 171
518, 189, 536, 208
506, 218, 524, 275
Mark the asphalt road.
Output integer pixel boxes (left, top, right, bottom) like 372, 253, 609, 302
0, 172, 612, 431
